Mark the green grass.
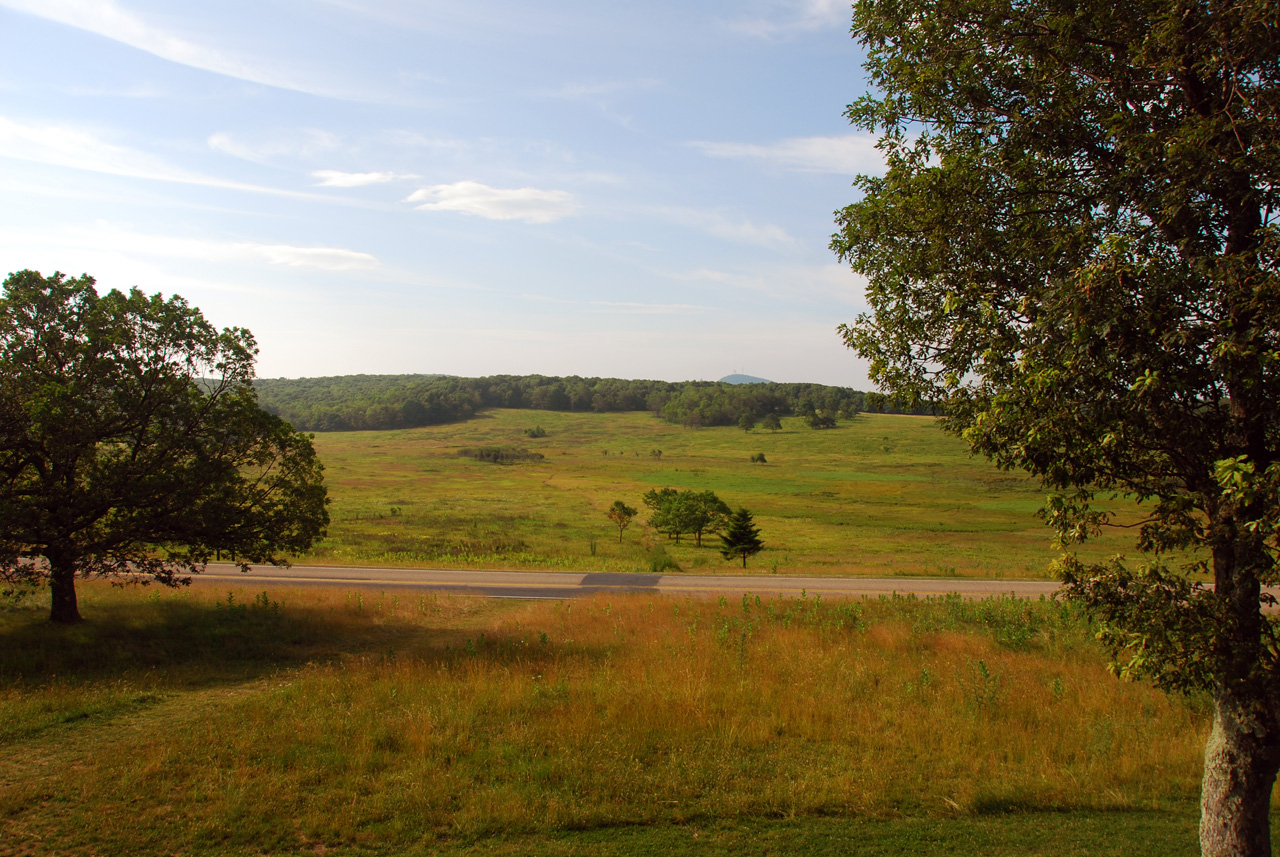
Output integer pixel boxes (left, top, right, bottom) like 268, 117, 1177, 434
302, 411, 1147, 578
0, 581, 1238, 856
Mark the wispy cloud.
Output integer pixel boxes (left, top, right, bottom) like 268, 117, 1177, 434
312, 169, 415, 187
0, 0, 341, 96
689, 134, 885, 175
244, 243, 378, 270
2, 221, 381, 272
0, 114, 225, 185
725, 0, 850, 38
207, 130, 341, 165
406, 181, 578, 224
0, 115, 326, 199
660, 207, 795, 247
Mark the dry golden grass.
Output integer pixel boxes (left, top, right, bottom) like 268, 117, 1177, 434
0, 582, 1212, 855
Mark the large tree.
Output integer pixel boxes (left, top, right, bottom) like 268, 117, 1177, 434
832, 2, 1279, 854
0, 271, 329, 623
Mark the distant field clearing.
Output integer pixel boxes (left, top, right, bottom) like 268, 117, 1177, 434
303, 411, 1146, 578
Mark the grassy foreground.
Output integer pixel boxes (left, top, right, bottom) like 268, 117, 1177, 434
305, 410, 1140, 578
0, 581, 1228, 856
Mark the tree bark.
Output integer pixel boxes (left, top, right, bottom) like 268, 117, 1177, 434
1200, 688, 1280, 857
47, 551, 82, 624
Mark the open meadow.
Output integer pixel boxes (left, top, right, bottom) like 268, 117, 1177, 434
304, 410, 1142, 579
0, 581, 1225, 856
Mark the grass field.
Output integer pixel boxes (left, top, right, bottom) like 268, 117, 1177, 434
0, 581, 1225, 856
303, 410, 1143, 578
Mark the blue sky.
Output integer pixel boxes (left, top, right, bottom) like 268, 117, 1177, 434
0, 0, 879, 386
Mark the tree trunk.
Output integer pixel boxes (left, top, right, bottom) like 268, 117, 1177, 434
1200, 688, 1280, 857
47, 551, 82, 624
1202, 529, 1280, 857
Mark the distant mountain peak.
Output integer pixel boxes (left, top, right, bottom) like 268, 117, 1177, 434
719, 373, 772, 385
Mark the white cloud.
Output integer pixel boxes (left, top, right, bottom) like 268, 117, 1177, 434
690, 134, 885, 175
406, 181, 578, 224
243, 243, 378, 270
0, 115, 333, 199
659, 207, 795, 247
208, 130, 341, 165
0, 0, 332, 95
726, 0, 849, 37
121, 230, 379, 272
0, 114, 209, 184
5, 222, 379, 271
312, 169, 414, 187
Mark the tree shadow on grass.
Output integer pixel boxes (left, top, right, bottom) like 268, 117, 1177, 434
0, 593, 425, 689
0, 588, 616, 690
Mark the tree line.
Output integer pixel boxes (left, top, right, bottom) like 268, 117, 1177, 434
252, 373, 932, 433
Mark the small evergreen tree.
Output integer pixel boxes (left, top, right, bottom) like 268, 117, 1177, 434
719, 508, 764, 568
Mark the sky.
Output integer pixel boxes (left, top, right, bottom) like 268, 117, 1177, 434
0, 0, 880, 387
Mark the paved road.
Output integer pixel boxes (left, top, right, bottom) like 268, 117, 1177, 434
192, 563, 1060, 600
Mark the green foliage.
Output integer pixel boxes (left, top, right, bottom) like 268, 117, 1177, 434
457, 446, 545, 465
643, 488, 731, 547
807, 414, 837, 430
835, 0, 1280, 685
751, 453, 767, 464
253, 373, 870, 432
720, 507, 764, 568
522, 425, 548, 438
0, 271, 329, 622
835, 1, 1280, 845
738, 413, 757, 432
607, 500, 638, 543
761, 413, 783, 432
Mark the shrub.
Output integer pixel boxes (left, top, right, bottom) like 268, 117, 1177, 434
457, 446, 545, 465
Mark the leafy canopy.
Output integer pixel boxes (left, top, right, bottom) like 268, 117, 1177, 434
834, 0, 1279, 694
0, 271, 329, 622
642, 489, 731, 547
607, 500, 638, 542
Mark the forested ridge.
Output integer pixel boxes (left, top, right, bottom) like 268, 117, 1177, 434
253, 374, 925, 432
